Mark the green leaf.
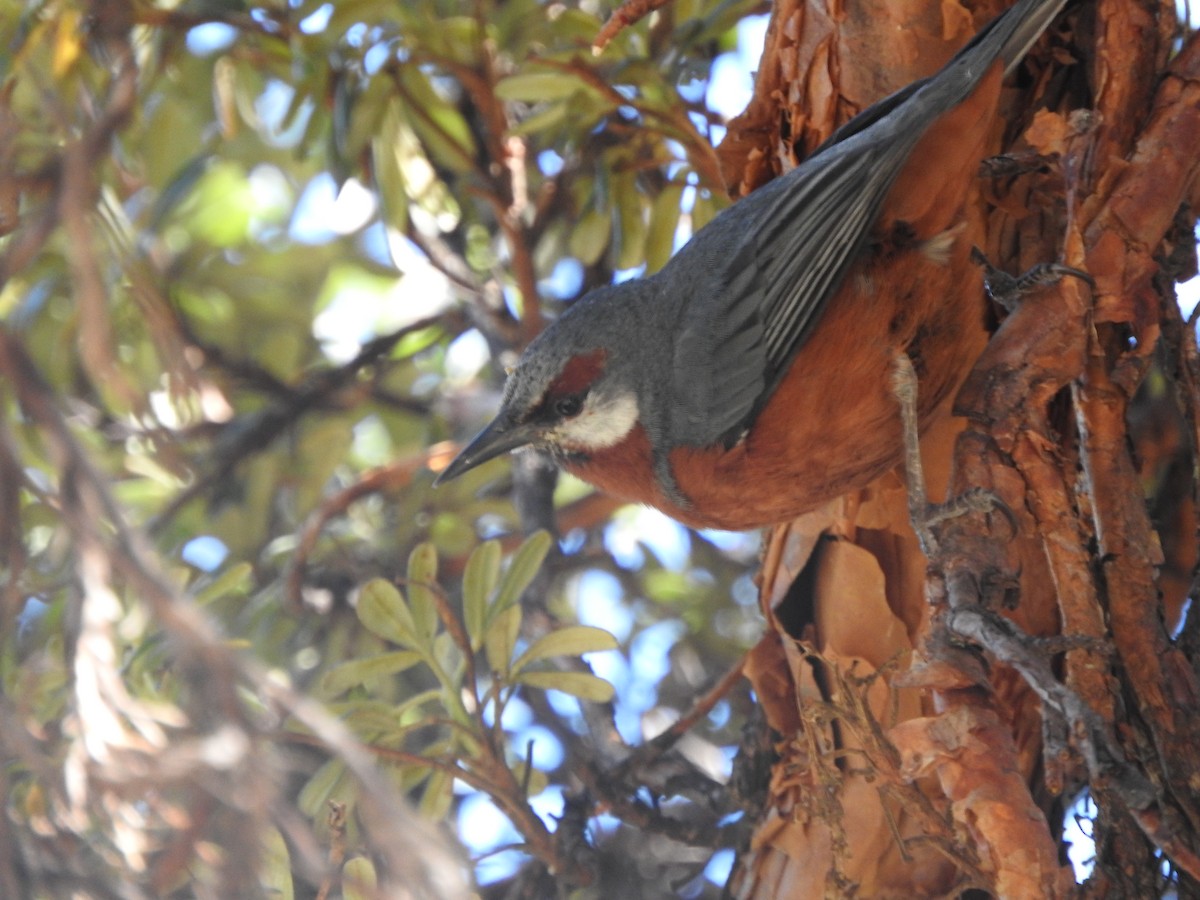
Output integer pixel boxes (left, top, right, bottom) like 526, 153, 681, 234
407, 543, 439, 643
419, 767, 454, 820
341, 73, 393, 170
184, 161, 255, 247
320, 651, 423, 696
369, 99, 460, 228
399, 67, 477, 173
327, 0, 404, 34
297, 758, 348, 818
613, 172, 647, 271
691, 188, 723, 232
517, 671, 615, 703
356, 579, 420, 649
422, 16, 483, 66
295, 419, 354, 515
194, 562, 253, 604
259, 826, 293, 900
432, 632, 464, 692
393, 325, 444, 359
485, 604, 522, 675
508, 101, 569, 137
645, 183, 683, 274
511, 758, 550, 799
569, 207, 612, 267
146, 153, 211, 232
492, 530, 552, 616
393, 688, 445, 722
495, 71, 596, 102
342, 857, 378, 900
372, 100, 409, 233
463, 540, 501, 650
511, 626, 618, 675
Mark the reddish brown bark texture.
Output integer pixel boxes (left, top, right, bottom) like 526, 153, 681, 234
719, 0, 1200, 896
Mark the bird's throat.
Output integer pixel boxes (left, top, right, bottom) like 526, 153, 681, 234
559, 422, 665, 510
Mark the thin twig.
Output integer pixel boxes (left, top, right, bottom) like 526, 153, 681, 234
152, 313, 455, 529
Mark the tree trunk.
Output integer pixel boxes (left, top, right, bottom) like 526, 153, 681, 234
721, 0, 1200, 895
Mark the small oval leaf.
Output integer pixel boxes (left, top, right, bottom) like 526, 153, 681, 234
569, 207, 612, 267
356, 579, 420, 649
320, 651, 424, 696
517, 671, 615, 703
463, 540, 502, 650
419, 767, 454, 820
297, 758, 347, 818
195, 561, 253, 603
407, 543, 439, 642
485, 604, 522, 675
259, 826, 294, 900
511, 626, 618, 675
509, 101, 570, 137
613, 172, 647, 271
492, 530, 553, 616
342, 856, 378, 900
495, 71, 594, 102
645, 183, 684, 274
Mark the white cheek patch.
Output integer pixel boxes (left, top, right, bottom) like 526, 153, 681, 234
551, 391, 639, 451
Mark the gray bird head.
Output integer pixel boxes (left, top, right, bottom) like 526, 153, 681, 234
434, 284, 645, 485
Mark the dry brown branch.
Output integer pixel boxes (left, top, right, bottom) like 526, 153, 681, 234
314, 802, 347, 900
153, 312, 454, 529
284, 453, 437, 608
593, 0, 674, 53
132, 6, 295, 40
530, 56, 726, 192
615, 656, 748, 777
0, 327, 471, 898
58, 41, 140, 413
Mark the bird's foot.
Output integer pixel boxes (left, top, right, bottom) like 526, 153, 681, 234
969, 246, 1093, 312
891, 355, 1015, 557
920, 486, 1018, 555
924, 486, 1015, 530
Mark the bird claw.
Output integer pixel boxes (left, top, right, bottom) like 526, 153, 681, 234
916, 487, 1018, 553
929, 487, 1016, 533
893, 354, 1019, 556
970, 246, 1093, 312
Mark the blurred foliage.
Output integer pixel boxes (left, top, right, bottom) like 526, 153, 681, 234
0, 0, 767, 895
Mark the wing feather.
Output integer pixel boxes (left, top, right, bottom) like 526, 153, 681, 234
666, 0, 1069, 450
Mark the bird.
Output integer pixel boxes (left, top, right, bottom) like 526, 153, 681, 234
435, 0, 1073, 531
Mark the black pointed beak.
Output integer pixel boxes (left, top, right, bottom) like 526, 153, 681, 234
433, 415, 541, 486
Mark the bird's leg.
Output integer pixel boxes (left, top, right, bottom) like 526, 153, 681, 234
891, 354, 934, 553
891, 355, 1015, 557
969, 246, 1094, 312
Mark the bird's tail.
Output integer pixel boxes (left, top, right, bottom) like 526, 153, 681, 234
950, 0, 1072, 85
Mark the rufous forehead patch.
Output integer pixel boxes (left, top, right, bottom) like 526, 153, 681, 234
548, 348, 607, 398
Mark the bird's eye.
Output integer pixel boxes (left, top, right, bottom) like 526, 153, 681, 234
554, 395, 585, 418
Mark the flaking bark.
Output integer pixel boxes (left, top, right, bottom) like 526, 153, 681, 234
723, 0, 1200, 896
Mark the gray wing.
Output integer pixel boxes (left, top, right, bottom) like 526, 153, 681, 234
667, 130, 921, 448
667, 0, 1068, 450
